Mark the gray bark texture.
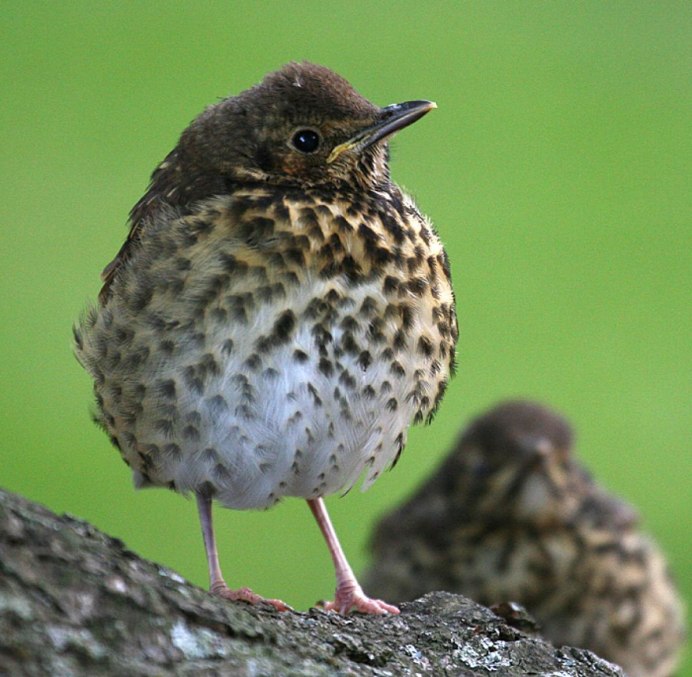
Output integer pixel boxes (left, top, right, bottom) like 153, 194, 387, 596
0, 487, 626, 676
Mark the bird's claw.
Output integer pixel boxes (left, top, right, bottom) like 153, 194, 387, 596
320, 587, 400, 615
211, 583, 291, 611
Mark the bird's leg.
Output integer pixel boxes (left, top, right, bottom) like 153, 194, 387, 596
195, 491, 290, 611
307, 497, 399, 615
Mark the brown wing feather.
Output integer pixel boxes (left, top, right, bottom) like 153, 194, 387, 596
98, 150, 181, 304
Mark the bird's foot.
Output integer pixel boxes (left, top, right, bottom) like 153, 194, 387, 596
211, 582, 291, 611
322, 582, 399, 615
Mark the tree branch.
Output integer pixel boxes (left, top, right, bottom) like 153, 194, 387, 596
0, 488, 625, 676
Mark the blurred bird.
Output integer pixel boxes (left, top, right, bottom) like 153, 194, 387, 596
364, 401, 685, 674
74, 62, 457, 614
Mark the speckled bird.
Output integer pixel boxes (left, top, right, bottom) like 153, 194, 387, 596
74, 62, 457, 615
364, 401, 686, 674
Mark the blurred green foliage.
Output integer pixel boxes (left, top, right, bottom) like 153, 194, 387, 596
1, 2, 689, 670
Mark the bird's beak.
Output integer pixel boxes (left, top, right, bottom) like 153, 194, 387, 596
327, 100, 436, 164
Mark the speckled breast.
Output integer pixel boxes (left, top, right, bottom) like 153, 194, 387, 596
77, 186, 457, 509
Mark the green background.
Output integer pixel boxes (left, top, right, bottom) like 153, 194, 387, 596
2, 2, 689, 671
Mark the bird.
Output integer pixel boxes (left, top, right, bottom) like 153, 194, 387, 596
74, 62, 458, 615
364, 400, 686, 675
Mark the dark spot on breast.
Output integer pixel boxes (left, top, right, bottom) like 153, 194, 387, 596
298, 206, 321, 236
325, 288, 341, 305
255, 285, 275, 303
288, 410, 303, 425
207, 394, 229, 415
114, 325, 134, 345
437, 320, 451, 339
293, 349, 309, 363
311, 323, 333, 347
226, 298, 248, 324
418, 335, 434, 357
244, 354, 261, 371
200, 353, 221, 376
155, 419, 174, 438
384, 304, 398, 321
163, 443, 182, 460
362, 385, 376, 399
307, 383, 323, 407
407, 277, 428, 296
357, 350, 372, 370
393, 330, 407, 351
123, 346, 149, 370
235, 404, 253, 419
182, 425, 199, 441
371, 247, 394, 266
159, 339, 175, 355
273, 201, 290, 222
281, 270, 300, 286
108, 383, 122, 402
367, 318, 386, 344
328, 233, 344, 253
342, 255, 363, 284
131, 284, 153, 312
400, 303, 414, 329
157, 379, 177, 399
318, 358, 334, 377
334, 215, 353, 233
390, 361, 405, 377
359, 296, 378, 318
218, 252, 248, 274
214, 463, 231, 481
273, 309, 296, 342
201, 448, 218, 464
358, 221, 380, 244
339, 370, 357, 390
341, 332, 359, 355
304, 297, 328, 320
284, 248, 305, 267
383, 275, 399, 294
406, 256, 421, 273
291, 233, 311, 250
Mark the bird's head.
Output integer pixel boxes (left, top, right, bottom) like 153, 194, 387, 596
453, 401, 638, 529
138, 62, 435, 217
441, 401, 584, 525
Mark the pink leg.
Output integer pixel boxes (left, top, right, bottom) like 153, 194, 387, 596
307, 497, 399, 615
196, 492, 290, 611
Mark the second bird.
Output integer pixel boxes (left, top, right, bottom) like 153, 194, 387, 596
75, 62, 458, 614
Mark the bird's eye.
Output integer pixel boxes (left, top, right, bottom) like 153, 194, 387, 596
291, 129, 321, 154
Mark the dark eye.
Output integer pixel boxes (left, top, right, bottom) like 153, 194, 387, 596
291, 129, 321, 154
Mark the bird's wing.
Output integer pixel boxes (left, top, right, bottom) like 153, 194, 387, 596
99, 150, 181, 303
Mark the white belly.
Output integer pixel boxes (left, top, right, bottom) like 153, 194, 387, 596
122, 277, 427, 509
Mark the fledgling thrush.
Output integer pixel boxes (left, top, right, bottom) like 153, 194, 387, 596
74, 62, 457, 615
364, 401, 686, 675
